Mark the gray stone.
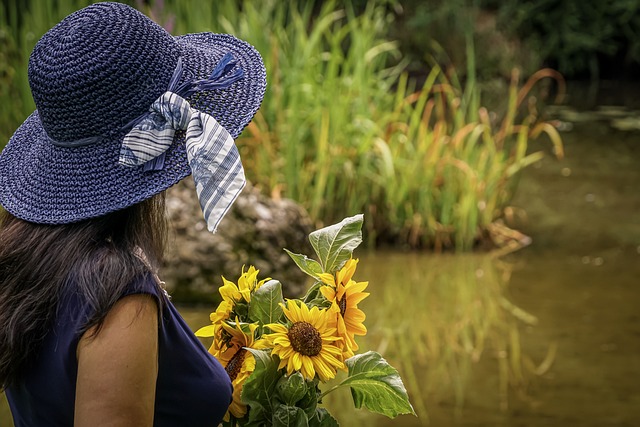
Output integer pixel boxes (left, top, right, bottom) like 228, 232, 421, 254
162, 178, 314, 303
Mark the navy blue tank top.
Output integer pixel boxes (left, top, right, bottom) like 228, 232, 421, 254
5, 273, 232, 426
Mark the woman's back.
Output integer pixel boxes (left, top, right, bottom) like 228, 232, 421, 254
6, 273, 232, 427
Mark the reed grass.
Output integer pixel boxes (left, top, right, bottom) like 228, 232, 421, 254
0, 1, 167, 144
0, 0, 99, 143
0, 0, 563, 251
164, 0, 563, 250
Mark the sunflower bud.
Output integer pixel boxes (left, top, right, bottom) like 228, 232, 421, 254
276, 371, 307, 405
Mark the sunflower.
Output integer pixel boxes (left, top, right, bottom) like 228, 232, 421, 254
213, 321, 265, 420
195, 266, 269, 340
264, 300, 344, 382
319, 258, 369, 358
218, 265, 270, 306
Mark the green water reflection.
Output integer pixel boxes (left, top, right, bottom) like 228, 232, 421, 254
3, 245, 639, 426
0, 252, 543, 427
180, 252, 545, 426
0, 392, 9, 426
318, 252, 550, 426
182, 251, 556, 427
185, 251, 559, 427
183, 252, 550, 426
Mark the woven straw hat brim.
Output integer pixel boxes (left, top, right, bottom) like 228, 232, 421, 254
0, 33, 266, 225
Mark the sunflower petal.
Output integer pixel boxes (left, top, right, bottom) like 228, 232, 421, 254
194, 325, 215, 337
318, 272, 336, 286
346, 308, 366, 322
320, 286, 336, 301
347, 280, 369, 294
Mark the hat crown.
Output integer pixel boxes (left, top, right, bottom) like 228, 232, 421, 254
28, 2, 179, 143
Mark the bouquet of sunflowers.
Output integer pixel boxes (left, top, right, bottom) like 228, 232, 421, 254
196, 215, 415, 426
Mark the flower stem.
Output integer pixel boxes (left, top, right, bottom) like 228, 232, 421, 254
318, 383, 345, 400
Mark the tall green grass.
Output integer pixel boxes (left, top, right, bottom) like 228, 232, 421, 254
0, 0, 98, 143
167, 0, 563, 250
379, 65, 564, 250
0, 0, 563, 250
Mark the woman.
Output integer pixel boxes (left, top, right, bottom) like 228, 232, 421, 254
0, 2, 266, 426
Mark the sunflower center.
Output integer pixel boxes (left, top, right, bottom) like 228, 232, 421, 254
337, 295, 347, 317
225, 348, 247, 381
288, 321, 322, 356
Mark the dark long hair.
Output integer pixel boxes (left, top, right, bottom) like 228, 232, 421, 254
0, 193, 167, 389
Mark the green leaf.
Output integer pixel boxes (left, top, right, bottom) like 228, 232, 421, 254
276, 372, 308, 405
242, 349, 282, 417
305, 297, 332, 310
272, 404, 309, 427
341, 351, 415, 418
310, 408, 340, 427
298, 379, 319, 419
248, 280, 284, 325
308, 214, 364, 273
244, 406, 267, 426
302, 282, 324, 303
235, 301, 249, 319
284, 248, 324, 280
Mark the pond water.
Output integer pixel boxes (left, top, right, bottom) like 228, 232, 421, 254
1, 100, 639, 426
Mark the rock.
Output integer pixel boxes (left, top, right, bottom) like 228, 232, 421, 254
162, 178, 314, 303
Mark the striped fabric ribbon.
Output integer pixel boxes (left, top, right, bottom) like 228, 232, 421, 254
119, 91, 245, 232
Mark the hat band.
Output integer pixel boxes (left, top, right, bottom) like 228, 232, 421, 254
119, 90, 246, 233
48, 53, 247, 233
47, 53, 244, 148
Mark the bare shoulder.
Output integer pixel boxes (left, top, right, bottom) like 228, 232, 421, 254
91, 293, 157, 333
75, 294, 159, 427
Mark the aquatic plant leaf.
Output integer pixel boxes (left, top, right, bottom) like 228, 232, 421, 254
276, 372, 308, 406
342, 351, 415, 418
242, 349, 281, 419
248, 280, 284, 325
284, 249, 324, 280
309, 214, 363, 273
272, 403, 309, 427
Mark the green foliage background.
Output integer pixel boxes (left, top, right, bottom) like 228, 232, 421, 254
395, 0, 640, 79
0, 0, 567, 250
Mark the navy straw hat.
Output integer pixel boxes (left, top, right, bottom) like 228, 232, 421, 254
0, 2, 266, 224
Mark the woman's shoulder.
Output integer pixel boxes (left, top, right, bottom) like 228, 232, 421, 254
121, 271, 168, 301
57, 270, 166, 335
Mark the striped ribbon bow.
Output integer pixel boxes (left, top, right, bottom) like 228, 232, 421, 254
119, 91, 245, 233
